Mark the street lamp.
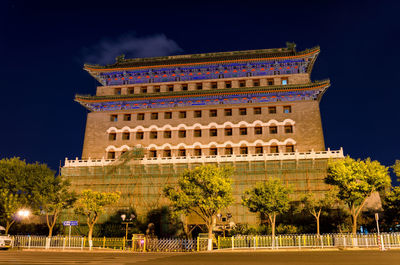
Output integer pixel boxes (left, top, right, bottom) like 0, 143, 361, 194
217, 213, 232, 238
17, 209, 30, 218
121, 213, 135, 248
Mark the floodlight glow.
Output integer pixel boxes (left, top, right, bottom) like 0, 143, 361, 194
17, 209, 30, 218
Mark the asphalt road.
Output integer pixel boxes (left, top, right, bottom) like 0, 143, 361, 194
0, 249, 400, 265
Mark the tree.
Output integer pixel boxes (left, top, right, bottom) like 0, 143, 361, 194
0, 190, 22, 234
163, 165, 234, 251
74, 190, 120, 246
301, 190, 337, 235
382, 187, 400, 231
38, 178, 77, 237
242, 179, 291, 247
326, 157, 391, 234
392, 160, 400, 181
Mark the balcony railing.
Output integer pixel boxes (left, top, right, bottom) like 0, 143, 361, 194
64, 148, 344, 168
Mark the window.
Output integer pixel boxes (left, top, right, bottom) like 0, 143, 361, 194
239, 108, 247, 115
267, 79, 274, 86
225, 81, 232, 88
194, 148, 202, 156
194, 110, 202, 118
178, 149, 186, 157
210, 148, 218, 155
149, 150, 157, 158
239, 80, 246, 87
140, 87, 147, 93
194, 129, 202, 137
128, 88, 134, 94
164, 112, 172, 119
107, 151, 115, 159
286, 145, 295, 153
240, 146, 248, 154
283, 106, 292, 113
150, 112, 158, 120
225, 128, 232, 136
270, 145, 279, 153
137, 113, 145, 120
167, 85, 174, 92
110, 114, 118, 122
269, 126, 278, 134
114, 88, 121, 95
255, 146, 263, 154
163, 149, 171, 157
122, 132, 130, 140
224, 109, 232, 116
123, 114, 131, 121
284, 125, 293, 133
196, 83, 203, 90
240, 128, 247, 135
179, 111, 187, 118
150, 131, 158, 139
225, 147, 233, 155
178, 130, 186, 138
253, 107, 262, 115
268, 107, 276, 114
254, 127, 262, 135
164, 130, 171, 138
211, 82, 218, 89
109, 133, 116, 141
136, 132, 144, 140
253, 79, 260, 87
281, 78, 288, 85
181, 84, 188, 91
154, 86, 161, 93
209, 109, 217, 117
210, 129, 218, 137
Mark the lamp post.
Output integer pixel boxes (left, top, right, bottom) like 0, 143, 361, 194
17, 209, 31, 219
121, 214, 135, 249
217, 213, 232, 238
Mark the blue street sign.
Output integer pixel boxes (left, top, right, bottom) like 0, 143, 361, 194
63, 221, 78, 226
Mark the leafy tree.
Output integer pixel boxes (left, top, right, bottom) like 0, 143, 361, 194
242, 179, 292, 247
392, 160, 400, 181
326, 157, 391, 234
163, 165, 234, 251
301, 190, 337, 235
74, 190, 120, 245
382, 187, 400, 231
0, 190, 22, 234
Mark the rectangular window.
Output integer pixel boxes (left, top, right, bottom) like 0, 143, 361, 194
239, 80, 246, 87
270, 146, 279, 153
141, 87, 147, 93
239, 108, 247, 115
286, 145, 295, 153
194, 148, 202, 156
196, 83, 203, 90
128, 88, 134, 94
253, 107, 261, 115
163, 149, 171, 157
281, 78, 288, 85
210, 148, 218, 155
269, 126, 278, 134
164, 131, 171, 138
253, 79, 260, 87
209, 109, 217, 117
137, 113, 145, 120
167, 85, 174, 92
149, 150, 157, 158
164, 112, 172, 119
240, 128, 247, 135
267, 79, 274, 86
178, 149, 186, 157
224, 109, 232, 116
211, 82, 218, 89
254, 127, 262, 135
151, 113, 158, 120
268, 107, 276, 114
114, 88, 121, 95
225, 147, 233, 155
194, 110, 202, 118
154, 86, 161, 93
109, 133, 116, 141
107, 151, 115, 159
178, 130, 186, 138
225, 128, 232, 136
136, 132, 144, 140
194, 129, 202, 137
150, 131, 158, 139
210, 129, 218, 137
225, 81, 232, 88
240, 147, 248, 154
122, 132, 130, 140
284, 125, 293, 133
110, 114, 118, 122
179, 111, 187, 118
123, 114, 131, 121
255, 146, 263, 154
181, 84, 188, 91
283, 106, 292, 113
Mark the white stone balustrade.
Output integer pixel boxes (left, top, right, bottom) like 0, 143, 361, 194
64, 148, 344, 167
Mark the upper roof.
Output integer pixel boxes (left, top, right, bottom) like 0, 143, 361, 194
84, 43, 320, 72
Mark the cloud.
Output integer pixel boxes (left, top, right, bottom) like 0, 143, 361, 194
83, 33, 183, 65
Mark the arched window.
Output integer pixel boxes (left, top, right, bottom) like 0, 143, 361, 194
178, 149, 186, 157
163, 149, 171, 157
270, 145, 279, 153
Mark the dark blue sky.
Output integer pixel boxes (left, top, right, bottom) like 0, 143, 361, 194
1, 0, 399, 184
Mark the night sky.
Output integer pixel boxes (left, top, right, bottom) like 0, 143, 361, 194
1, 0, 399, 184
